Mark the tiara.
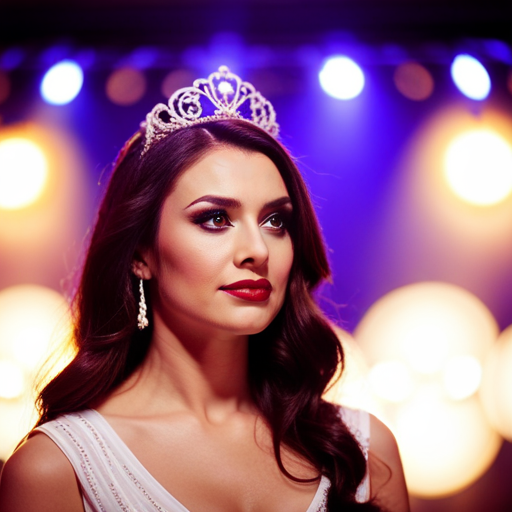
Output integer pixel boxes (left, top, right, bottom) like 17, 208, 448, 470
142, 66, 279, 155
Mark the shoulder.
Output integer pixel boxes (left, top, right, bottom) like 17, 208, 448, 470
0, 432, 83, 512
368, 414, 410, 512
368, 414, 401, 466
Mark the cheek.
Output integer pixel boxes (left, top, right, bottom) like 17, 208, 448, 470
272, 239, 294, 288
157, 234, 229, 288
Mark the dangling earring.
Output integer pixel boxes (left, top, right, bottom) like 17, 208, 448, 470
137, 279, 149, 330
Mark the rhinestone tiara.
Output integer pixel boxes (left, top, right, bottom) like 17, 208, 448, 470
142, 66, 279, 155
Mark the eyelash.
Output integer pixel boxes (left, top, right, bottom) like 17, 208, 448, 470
191, 209, 290, 233
192, 209, 233, 230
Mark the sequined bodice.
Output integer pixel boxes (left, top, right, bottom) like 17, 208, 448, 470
36, 407, 369, 511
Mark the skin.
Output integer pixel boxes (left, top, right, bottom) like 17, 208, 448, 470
0, 147, 409, 512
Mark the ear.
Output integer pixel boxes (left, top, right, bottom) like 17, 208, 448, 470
132, 249, 153, 280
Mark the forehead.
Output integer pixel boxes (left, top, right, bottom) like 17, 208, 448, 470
169, 147, 289, 203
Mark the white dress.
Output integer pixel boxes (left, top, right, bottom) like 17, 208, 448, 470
36, 407, 370, 512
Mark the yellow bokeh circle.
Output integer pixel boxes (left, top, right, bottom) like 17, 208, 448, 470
444, 130, 512, 206
0, 284, 75, 459
355, 282, 500, 497
0, 138, 48, 210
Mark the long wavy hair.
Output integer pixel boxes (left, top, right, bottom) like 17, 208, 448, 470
36, 119, 379, 510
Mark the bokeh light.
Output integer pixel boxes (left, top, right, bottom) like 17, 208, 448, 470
444, 129, 512, 206
0, 398, 38, 462
395, 391, 501, 497
443, 355, 482, 400
319, 56, 365, 100
481, 324, 512, 441
106, 67, 147, 105
0, 137, 48, 210
0, 285, 72, 373
394, 61, 434, 101
0, 360, 25, 399
161, 68, 195, 98
376, 105, 512, 310
356, 282, 498, 374
450, 54, 491, 100
323, 326, 375, 413
368, 360, 415, 403
0, 284, 75, 459
40, 59, 84, 105
355, 282, 500, 497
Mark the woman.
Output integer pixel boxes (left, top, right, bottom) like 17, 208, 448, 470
0, 67, 409, 511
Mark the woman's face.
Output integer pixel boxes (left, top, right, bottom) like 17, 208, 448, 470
143, 146, 294, 338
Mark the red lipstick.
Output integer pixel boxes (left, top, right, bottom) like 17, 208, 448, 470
220, 279, 272, 302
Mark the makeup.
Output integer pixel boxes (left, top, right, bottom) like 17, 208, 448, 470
220, 279, 272, 302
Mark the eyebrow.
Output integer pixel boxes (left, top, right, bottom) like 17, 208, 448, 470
185, 195, 292, 210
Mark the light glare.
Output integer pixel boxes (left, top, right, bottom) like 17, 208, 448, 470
319, 56, 365, 100
0, 138, 48, 210
0, 285, 72, 373
443, 355, 482, 400
451, 54, 491, 100
0, 360, 25, 399
444, 130, 512, 206
355, 283, 500, 497
368, 361, 414, 403
396, 390, 501, 497
40, 59, 84, 105
481, 325, 512, 440
356, 283, 498, 371
323, 327, 374, 412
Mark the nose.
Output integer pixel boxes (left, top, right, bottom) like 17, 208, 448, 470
233, 221, 269, 270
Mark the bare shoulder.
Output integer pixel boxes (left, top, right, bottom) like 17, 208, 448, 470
0, 432, 83, 512
368, 414, 410, 512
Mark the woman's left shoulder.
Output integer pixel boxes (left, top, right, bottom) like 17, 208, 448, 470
367, 413, 410, 512
368, 414, 401, 467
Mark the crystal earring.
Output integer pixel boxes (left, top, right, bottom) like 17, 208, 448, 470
137, 279, 149, 330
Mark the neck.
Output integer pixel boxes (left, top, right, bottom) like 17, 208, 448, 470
108, 313, 253, 423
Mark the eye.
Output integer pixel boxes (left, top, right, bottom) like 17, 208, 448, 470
192, 210, 233, 231
205, 213, 231, 229
261, 213, 286, 231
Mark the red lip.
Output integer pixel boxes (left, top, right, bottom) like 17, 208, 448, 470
220, 279, 272, 302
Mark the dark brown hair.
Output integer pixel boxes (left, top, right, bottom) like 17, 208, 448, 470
37, 119, 379, 510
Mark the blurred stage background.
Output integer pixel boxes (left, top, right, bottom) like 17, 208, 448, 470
1, 1, 512, 510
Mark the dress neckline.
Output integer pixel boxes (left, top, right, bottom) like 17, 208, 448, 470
85, 409, 329, 512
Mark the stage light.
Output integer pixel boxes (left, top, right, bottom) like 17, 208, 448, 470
0, 285, 75, 459
40, 60, 84, 105
481, 325, 512, 440
106, 67, 146, 106
451, 54, 491, 100
368, 360, 415, 403
0, 397, 37, 461
393, 62, 434, 101
395, 391, 501, 497
444, 129, 512, 206
0, 360, 24, 399
0, 285, 72, 373
443, 355, 482, 400
356, 283, 497, 374
0, 137, 48, 210
323, 326, 375, 412
355, 283, 500, 497
319, 56, 365, 100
